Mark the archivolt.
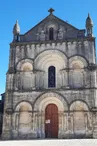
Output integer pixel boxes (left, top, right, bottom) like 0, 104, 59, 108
70, 100, 90, 111
16, 58, 33, 71
69, 55, 88, 68
33, 92, 68, 112
15, 101, 32, 112
34, 50, 67, 70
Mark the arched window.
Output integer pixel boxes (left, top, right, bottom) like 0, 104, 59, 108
49, 27, 54, 40
48, 66, 56, 87
14, 35, 20, 42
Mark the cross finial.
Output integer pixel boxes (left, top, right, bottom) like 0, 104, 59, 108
48, 8, 55, 14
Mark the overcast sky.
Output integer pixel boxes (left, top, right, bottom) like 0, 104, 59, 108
0, 0, 97, 97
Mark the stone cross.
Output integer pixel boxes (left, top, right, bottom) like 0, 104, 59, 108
48, 8, 55, 14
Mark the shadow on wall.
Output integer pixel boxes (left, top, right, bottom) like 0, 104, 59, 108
0, 93, 5, 136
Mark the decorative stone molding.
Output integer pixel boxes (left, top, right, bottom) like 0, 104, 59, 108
88, 63, 97, 71
34, 92, 68, 112
8, 67, 15, 73
5, 108, 13, 115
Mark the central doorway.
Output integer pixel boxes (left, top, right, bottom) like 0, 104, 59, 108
45, 104, 58, 138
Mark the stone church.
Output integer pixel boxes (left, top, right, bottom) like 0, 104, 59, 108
0, 8, 97, 140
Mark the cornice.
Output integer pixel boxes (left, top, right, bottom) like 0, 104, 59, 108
10, 37, 95, 47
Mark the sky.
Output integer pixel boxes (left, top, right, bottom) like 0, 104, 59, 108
0, 0, 97, 97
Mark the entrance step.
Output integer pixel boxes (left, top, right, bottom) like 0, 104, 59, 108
0, 139, 97, 146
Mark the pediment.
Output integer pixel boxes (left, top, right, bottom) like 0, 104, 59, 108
20, 14, 85, 42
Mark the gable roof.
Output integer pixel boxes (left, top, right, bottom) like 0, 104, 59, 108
18, 12, 85, 43
24, 13, 79, 35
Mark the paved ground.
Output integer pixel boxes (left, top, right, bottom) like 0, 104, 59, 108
0, 139, 97, 146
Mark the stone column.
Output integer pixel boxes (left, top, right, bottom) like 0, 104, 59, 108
58, 111, 64, 138
32, 112, 38, 138
92, 109, 97, 138
2, 110, 13, 140
37, 112, 42, 138
70, 113, 74, 134
64, 113, 68, 132
84, 113, 88, 135
12, 112, 19, 139
67, 113, 74, 138
41, 112, 45, 138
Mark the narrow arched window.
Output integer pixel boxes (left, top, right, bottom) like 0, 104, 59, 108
14, 35, 20, 42
48, 66, 56, 87
49, 27, 54, 40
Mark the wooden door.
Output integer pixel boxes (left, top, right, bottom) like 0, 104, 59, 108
45, 104, 58, 138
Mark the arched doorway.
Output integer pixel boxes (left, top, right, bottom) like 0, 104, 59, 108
45, 104, 58, 138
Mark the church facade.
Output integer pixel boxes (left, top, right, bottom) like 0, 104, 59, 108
1, 9, 97, 139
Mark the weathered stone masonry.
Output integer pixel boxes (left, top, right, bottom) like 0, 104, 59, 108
1, 9, 97, 139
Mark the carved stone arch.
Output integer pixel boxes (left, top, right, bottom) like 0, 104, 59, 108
33, 92, 68, 112
16, 58, 33, 71
34, 49, 68, 60
34, 50, 67, 70
15, 59, 35, 90
34, 50, 68, 89
13, 101, 33, 135
32, 92, 68, 138
45, 21, 58, 40
15, 101, 32, 112
69, 56, 87, 88
69, 100, 90, 137
69, 55, 88, 68
16, 58, 33, 70
41, 20, 58, 33
69, 100, 90, 111
47, 23, 58, 35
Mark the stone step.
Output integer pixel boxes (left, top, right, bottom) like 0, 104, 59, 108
0, 139, 97, 146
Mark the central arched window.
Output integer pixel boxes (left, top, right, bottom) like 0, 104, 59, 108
49, 27, 54, 40
48, 66, 56, 87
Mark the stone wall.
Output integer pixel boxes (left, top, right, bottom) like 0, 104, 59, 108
2, 90, 97, 139
0, 113, 2, 135
10, 40, 95, 68
2, 34, 97, 140
7, 41, 96, 91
